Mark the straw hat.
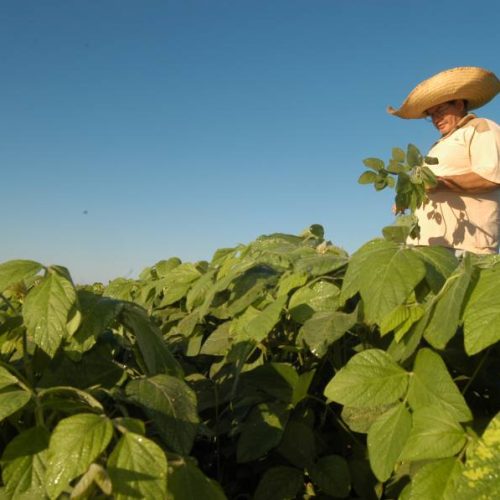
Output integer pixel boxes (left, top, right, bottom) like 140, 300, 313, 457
387, 66, 500, 119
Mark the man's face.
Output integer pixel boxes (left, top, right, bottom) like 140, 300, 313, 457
425, 101, 466, 135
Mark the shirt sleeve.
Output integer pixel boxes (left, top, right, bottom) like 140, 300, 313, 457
469, 119, 500, 183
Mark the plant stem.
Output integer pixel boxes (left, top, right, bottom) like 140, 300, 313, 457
22, 329, 35, 387
0, 292, 17, 313
461, 348, 490, 396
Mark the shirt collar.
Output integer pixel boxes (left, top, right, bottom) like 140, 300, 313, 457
437, 113, 476, 142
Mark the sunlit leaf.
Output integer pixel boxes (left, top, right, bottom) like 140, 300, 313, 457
1, 427, 50, 499
45, 414, 113, 499
24, 270, 77, 357
400, 406, 466, 461
324, 349, 408, 408
424, 257, 472, 349
463, 264, 500, 355
301, 309, 356, 357
0, 387, 31, 422
358, 171, 378, 184
452, 412, 500, 499
367, 403, 411, 481
409, 458, 462, 500
341, 240, 426, 324
120, 303, 183, 377
363, 158, 385, 171
0, 260, 43, 293
108, 433, 167, 500
407, 348, 472, 422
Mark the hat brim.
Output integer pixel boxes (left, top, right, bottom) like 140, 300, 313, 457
388, 66, 500, 119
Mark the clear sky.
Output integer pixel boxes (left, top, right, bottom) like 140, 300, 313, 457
1, 0, 499, 283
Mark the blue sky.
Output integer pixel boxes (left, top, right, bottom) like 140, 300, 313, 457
1, 0, 499, 283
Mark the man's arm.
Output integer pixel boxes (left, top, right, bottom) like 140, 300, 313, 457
434, 172, 500, 194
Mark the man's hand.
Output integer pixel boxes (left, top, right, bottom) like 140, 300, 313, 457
432, 172, 499, 194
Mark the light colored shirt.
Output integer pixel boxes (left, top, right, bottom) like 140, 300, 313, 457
410, 114, 500, 253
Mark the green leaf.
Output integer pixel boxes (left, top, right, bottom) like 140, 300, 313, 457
379, 303, 424, 340
289, 280, 340, 323
301, 309, 357, 357
341, 404, 396, 434
38, 342, 123, 390
407, 144, 422, 168
407, 348, 472, 422
242, 362, 298, 404
340, 240, 426, 324
387, 159, 406, 174
348, 459, 378, 499
224, 279, 270, 318
23, 270, 77, 357
1, 427, 50, 499
200, 322, 232, 355
108, 433, 167, 500
382, 224, 412, 243
237, 402, 289, 463
409, 458, 462, 500
120, 303, 183, 377
113, 417, 146, 435
308, 455, 351, 498
0, 366, 20, 389
104, 277, 136, 301
126, 374, 199, 456
358, 171, 378, 184
413, 246, 458, 292
392, 147, 406, 162
240, 296, 287, 342
387, 313, 425, 363
367, 403, 411, 482
72, 291, 123, 352
424, 257, 472, 349
276, 272, 308, 297
324, 349, 408, 408
374, 177, 387, 190
452, 412, 500, 499
0, 259, 43, 293
463, 264, 500, 355
167, 459, 226, 500
45, 413, 114, 499
0, 387, 31, 422
294, 254, 347, 278
400, 406, 466, 461
277, 419, 316, 468
38, 386, 103, 413
293, 370, 315, 406
363, 157, 385, 172
186, 270, 217, 312
151, 257, 182, 277
384, 214, 420, 245
253, 466, 303, 500
400, 483, 412, 500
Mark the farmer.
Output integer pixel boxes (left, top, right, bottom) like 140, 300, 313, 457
388, 66, 500, 254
